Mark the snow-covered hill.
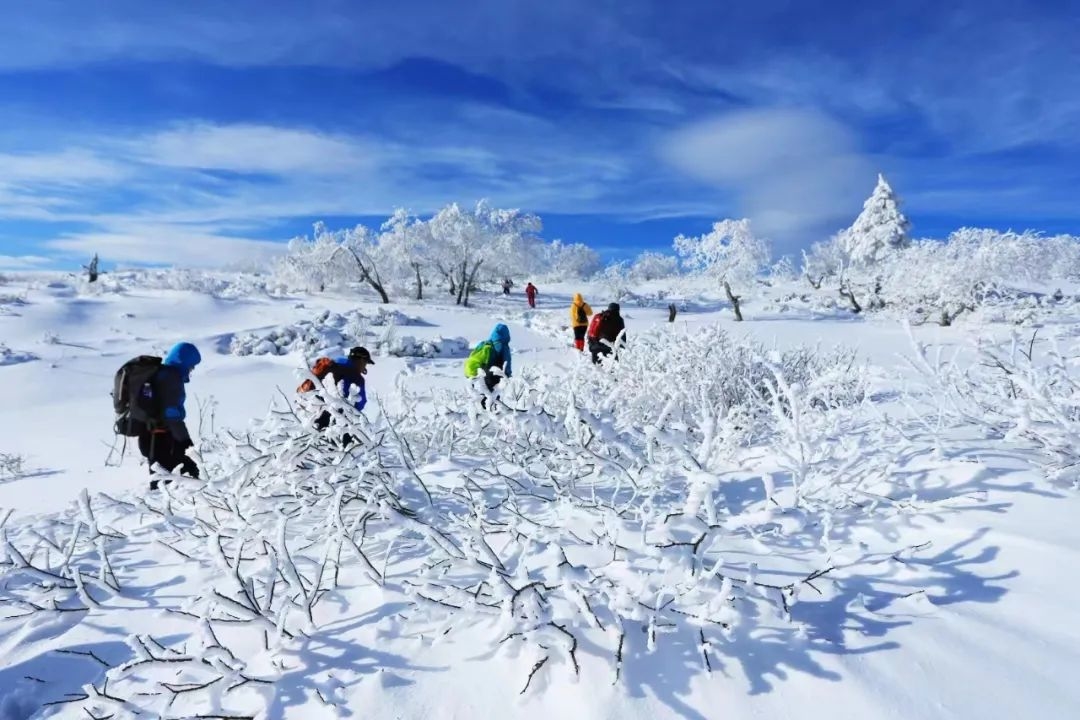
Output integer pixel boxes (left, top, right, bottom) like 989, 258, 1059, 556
1, 271, 1078, 720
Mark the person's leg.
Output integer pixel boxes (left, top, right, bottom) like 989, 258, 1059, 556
590, 343, 611, 365
175, 443, 200, 479
146, 432, 172, 489
137, 431, 154, 474
481, 372, 502, 409
573, 325, 586, 351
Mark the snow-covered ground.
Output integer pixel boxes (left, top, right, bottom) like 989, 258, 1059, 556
1, 272, 1078, 719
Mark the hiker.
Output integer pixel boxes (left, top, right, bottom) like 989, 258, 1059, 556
525, 282, 538, 309
113, 342, 201, 489
464, 323, 512, 408
297, 346, 373, 447
569, 293, 593, 351
502, 278, 513, 295
588, 302, 627, 365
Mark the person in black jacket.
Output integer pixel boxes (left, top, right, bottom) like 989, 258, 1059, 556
589, 303, 627, 365
139, 341, 201, 489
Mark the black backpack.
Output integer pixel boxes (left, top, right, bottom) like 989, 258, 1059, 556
112, 355, 163, 436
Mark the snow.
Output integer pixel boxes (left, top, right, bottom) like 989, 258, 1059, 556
0, 271, 1078, 719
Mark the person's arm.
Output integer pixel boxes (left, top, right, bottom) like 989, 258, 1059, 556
355, 377, 367, 411
156, 371, 192, 445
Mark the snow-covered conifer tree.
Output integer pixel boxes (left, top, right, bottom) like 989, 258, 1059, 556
838, 173, 911, 266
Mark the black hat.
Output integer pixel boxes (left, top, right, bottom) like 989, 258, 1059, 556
608, 302, 621, 314
348, 346, 374, 364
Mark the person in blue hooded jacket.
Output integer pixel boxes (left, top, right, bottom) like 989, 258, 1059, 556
464, 323, 512, 407
138, 341, 201, 488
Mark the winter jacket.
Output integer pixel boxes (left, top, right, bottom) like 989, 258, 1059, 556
155, 342, 201, 445
325, 358, 368, 411
570, 293, 593, 327
465, 324, 513, 378
525, 284, 538, 298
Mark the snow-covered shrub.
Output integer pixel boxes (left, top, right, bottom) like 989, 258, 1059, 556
910, 328, 1080, 487
0, 292, 27, 316
0, 327, 1001, 715
87, 269, 286, 299
0, 452, 25, 479
0, 344, 37, 365
230, 307, 460, 359
0, 292, 27, 307
379, 334, 471, 358
810, 228, 1080, 325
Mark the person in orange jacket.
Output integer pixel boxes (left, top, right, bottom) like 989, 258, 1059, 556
569, 293, 593, 351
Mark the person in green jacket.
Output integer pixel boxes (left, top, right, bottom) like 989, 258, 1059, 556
464, 323, 512, 406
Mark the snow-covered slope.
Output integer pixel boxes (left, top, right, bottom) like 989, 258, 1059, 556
0, 273, 1077, 720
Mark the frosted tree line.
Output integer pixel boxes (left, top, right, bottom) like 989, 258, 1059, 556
275, 201, 603, 306
273, 181, 1080, 325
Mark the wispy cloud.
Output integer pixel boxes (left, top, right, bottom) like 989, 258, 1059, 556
0, 149, 128, 185
0, 118, 650, 267
45, 222, 284, 268
132, 123, 377, 176
0, 254, 53, 271
663, 108, 874, 248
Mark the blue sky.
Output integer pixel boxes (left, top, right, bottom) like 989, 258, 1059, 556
0, 0, 1078, 270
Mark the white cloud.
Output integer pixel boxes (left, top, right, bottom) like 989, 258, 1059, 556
0, 149, 128, 185
0, 254, 52, 270
663, 108, 875, 245
46, 223, 285, 268
132, 123, 377, 176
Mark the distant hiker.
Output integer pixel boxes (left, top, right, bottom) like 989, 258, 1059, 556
525, 282, 538, 309
112, 342, 201, 489
588, 303, 627, 365
502, 278, 513, 295
569, 293, 593, 351
297, 346, 374, 447
464, 323, 512, 408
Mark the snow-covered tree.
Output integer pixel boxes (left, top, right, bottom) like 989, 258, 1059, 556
596, 260, 632, 301
544, 240, 602, 280
275, 231, 341, 292
630, 250, 679, 281
276, 222, 392, 302
379, 208, 432, 301
838, 174, 911, 266
429, 201, 541, 306
674, 218, 771, 321
324, 222, 393, 304
801, 237, 847, 286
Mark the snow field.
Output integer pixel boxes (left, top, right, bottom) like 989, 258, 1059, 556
0, 272, 1078, 719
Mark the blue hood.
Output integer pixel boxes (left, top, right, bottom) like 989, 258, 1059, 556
490, 323, 510, 347
488, 323, 512, 378
164, 342, 201, 380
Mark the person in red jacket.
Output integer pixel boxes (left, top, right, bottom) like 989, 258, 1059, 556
525, 282, 538, 308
